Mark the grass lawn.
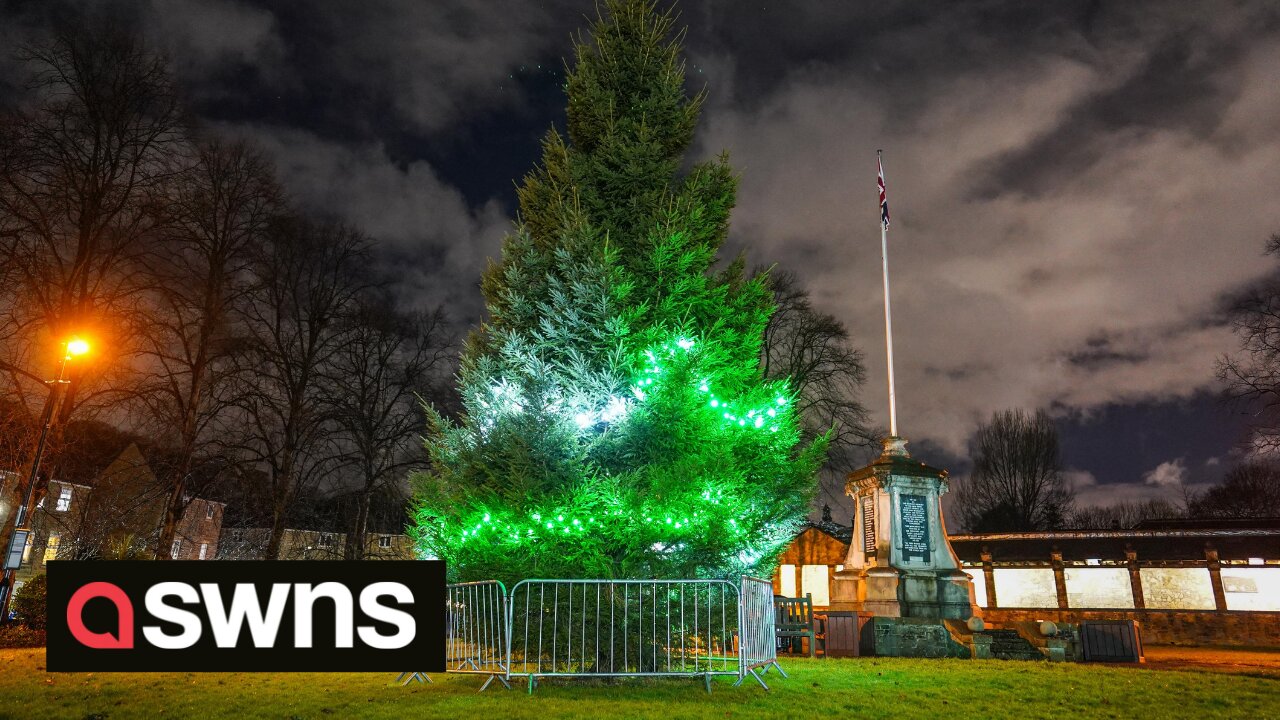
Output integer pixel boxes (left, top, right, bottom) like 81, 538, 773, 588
2, 648, 1277, 720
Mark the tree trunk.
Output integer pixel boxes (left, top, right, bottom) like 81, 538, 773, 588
345, 491, 371, 560
264, 476, 292, 560
265, 505, 288, 560
153, 474, 187, 560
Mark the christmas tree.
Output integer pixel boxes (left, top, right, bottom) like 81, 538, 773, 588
410, 0, 827, 583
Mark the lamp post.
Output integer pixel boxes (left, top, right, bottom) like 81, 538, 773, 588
0, 338, 89, 622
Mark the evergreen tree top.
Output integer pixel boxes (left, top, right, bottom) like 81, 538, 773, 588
413, 0, 826, 584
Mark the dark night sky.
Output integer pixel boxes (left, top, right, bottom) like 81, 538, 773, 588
3, 0, 1278, 512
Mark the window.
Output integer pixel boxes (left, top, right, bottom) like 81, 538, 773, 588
171, 539, 182, 559
55, 484, 73, 512
965, 568, 988, 607
1222, 568, 1280, 611
205, 505, 215, 520
1141, 568, 1215, 610
800, 565, 830, 606
378, 535, 392, 549
992, 568, 1058, 608
43, 533, 61, 563
778, 564, 796, 597
1064, 567, 1134, 609
198, 543, 208, 560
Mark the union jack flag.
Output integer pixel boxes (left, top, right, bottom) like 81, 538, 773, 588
878, 153, 890, 229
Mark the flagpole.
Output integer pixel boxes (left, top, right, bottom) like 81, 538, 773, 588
878, 149, 899, 437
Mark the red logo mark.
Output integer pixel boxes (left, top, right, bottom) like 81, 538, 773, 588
67, 582, 134, 649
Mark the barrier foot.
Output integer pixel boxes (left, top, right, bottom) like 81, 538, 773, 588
769, 661, 788, 679
396, 672, 431, 686
527, 675, 537, 695
703, 673, 712, 694
745, 668, 770, 691
478, 674, 512, 693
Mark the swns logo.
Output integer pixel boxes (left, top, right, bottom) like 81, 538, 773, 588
47, 561, 445, 672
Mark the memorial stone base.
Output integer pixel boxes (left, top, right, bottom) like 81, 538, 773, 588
830, 436, 980, 657
859, 617, 971, 658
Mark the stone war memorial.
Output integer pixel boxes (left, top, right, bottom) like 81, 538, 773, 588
830, 435, 986, 657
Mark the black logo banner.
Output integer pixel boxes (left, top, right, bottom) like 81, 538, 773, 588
46, 561, 446, 672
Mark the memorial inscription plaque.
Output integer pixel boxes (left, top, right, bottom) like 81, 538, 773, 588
899, 493, 931, 561
861, 495, 876, 555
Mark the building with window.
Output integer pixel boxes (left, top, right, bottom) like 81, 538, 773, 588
772, 515, 1280, 645
15, 444, 226, 575
168, 496, 225, 560
18, 478, 92, 570
216, 527, 416, 560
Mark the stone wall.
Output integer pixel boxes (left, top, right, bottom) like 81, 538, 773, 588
980, 608, 1280, 647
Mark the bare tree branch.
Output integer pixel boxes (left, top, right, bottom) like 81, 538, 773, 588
955, 408, 1074, 531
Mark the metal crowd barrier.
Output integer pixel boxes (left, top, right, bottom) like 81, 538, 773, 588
445, 580, 511, 690
507, 579, 742, 693
736, 575, 786, 689
401, 576, 782, 693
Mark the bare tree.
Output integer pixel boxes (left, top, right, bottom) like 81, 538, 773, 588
327, 299, 453, 559
0, 16, 185, 420
1069, 499, 1183, 530
135, 139, 283, 559
760, 269, 875, 512
233, 216, 370, 559
1219, 234, 1280, 453
0, 18, 183, 603
955, 409, 1074, 532
1191, 461, 1280, 518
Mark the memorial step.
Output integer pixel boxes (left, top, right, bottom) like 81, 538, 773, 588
982, 629, 1044, 661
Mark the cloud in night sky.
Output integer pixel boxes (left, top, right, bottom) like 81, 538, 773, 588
4, 0, 1280, 505
689, 1, 1280, 459
233, 125, 510, 318
1143, 458, 1188, 487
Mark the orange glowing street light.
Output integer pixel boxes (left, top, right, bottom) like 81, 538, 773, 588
1, 335, 93, 622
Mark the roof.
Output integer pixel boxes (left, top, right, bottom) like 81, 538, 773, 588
786, 518, 1280, 563
1132, 517, 1280, 531
949, 528, 1280, 563
805, 520, 852, 544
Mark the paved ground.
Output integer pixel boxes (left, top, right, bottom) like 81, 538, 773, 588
1142, 645, 1280, 678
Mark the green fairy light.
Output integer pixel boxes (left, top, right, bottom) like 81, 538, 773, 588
626, 337, 793, 436
420, 337, 806, 561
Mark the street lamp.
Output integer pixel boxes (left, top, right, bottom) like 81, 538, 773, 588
0, 338, 90, 622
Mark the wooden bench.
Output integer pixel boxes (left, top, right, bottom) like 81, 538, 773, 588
774, 593, 819, 657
